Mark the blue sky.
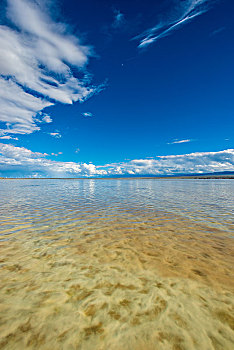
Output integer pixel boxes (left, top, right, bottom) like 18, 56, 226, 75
0, 0, 233, 177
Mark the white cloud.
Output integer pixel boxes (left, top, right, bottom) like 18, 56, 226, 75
0, 143, 233, 177
0, 135, 18, 140
135, 0, 215, 48
82, 112, 93, 117
98, 149, 234, 176
0, 79, 52, 135
51, 152, 63, 156
49, 132, 61, 139
0, 0, 99, 136
42, 115, 53, 123
167, 139, 192, 144
0, 143, 47, 161
0, 143, 107, 177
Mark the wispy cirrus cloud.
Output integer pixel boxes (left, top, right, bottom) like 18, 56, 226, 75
0, 143, 233, 177
135, 0, 216, 48
112, 9, 125, 29
167, 139, 192, 145
0, 0, 100, 136
210, 26, 225, 36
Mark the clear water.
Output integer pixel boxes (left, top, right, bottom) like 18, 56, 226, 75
1, 179, 233, 237
0, 179, 233, 350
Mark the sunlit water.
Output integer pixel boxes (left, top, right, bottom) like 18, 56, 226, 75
0, 179, 233, 350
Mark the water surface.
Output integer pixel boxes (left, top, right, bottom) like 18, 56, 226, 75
0, 179, 233, 349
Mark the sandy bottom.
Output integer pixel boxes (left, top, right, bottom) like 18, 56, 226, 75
0, 213, 233, 350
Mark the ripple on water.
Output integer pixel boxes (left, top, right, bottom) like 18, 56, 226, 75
0, 179, 233, 349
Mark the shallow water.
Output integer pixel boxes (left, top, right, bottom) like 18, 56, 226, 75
0, 179, 233, 349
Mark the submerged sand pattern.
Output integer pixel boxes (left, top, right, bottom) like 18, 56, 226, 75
0, 210, 233, 350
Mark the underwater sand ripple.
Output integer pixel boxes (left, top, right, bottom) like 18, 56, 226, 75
0, 213, 233, 350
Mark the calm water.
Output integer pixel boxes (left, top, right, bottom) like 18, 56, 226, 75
0, 179, 233, 350
0, 179, 234, 237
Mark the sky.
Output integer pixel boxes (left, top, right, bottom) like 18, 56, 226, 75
0, 0, 233, 177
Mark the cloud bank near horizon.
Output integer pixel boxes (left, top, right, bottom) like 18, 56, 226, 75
135, 0, 216, 48
0, 0, 99, 136
0, 143, 233, 177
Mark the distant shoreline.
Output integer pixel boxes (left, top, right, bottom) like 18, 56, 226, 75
1, 175, 234, 180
